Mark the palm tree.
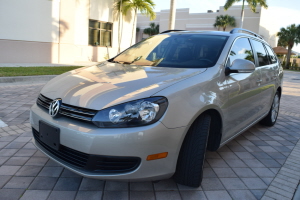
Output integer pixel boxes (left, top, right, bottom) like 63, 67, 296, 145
224, 0, 268, 28
143, 22, 159, 36
277, 37, 288, 48
114, 0, 126, 53
121, 0, 156, 46
213, 15, 236, 31
277, 24, 300, 68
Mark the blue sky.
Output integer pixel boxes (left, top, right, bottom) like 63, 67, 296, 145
152, 0, 300, 52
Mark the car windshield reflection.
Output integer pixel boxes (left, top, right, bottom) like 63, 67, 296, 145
110, 34, 229, 68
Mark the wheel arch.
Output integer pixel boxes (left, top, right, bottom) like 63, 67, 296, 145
180, 107, 223, 152
201, 109, 223, 151
277, 86, 282, 97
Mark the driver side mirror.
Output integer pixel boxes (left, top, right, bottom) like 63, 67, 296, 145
225, 59, 255, 76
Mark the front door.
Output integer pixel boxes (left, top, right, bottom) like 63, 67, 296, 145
222, 37, 263, 143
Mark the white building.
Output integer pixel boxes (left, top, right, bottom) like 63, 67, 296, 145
0, 0, 135, 63
137, 5, 281, 47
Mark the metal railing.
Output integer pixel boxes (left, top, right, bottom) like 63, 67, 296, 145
230, 28, 264, 40
160, 30, 185, 34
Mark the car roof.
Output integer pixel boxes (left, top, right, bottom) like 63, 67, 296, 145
160, 30, 267, 44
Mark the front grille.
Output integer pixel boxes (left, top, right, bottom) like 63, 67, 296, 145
37, 94, 97, 122
33, 128, 141, 173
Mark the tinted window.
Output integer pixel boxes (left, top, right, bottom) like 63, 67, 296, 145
227, 38, 254, 67
89, 20, 112, 47
251, 40, 270, 66
111, 34, 228, 68
264, 45, 277, 64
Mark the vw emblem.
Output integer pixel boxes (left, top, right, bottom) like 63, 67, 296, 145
49, 99, 62, 117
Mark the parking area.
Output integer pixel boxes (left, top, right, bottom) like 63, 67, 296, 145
0, 71, 300, 200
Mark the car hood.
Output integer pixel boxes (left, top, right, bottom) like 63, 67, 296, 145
40, 62, 206, 110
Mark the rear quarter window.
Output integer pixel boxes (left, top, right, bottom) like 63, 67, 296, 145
264, 45, 278, 64
251, 40, 270, 66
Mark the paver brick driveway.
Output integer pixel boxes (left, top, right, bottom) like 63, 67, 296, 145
0, 71, 300, 200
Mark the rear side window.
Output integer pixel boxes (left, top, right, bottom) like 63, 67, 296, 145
264, 45, 277, 64
227, 38, 254, 67
251, 40, 270, 66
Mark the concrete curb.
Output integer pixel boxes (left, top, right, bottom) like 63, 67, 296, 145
293, 184, 300, 200
0, 75, 56, 83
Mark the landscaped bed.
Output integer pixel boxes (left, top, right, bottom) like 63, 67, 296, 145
284, 69, 300, 72
0, 66, 82, 77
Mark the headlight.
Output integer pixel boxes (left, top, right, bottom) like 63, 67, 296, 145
92, 97, 168, 128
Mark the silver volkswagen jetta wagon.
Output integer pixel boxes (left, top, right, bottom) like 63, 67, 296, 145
30, 28, 283, 187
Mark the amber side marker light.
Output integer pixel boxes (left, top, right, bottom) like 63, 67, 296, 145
147, 152, 168, 161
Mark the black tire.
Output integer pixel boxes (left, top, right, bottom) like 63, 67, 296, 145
173, 114, 211, 187
259, 91, 280, 126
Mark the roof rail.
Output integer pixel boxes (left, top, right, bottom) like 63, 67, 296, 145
160, 30, 185, 34
230, 28, 263, 40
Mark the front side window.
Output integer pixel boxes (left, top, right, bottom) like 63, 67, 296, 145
251, 40, 270, 66
264, 45, 277, 64
89, 20, 112, 47
110, 34, 228, 68
227, 37, 254, 67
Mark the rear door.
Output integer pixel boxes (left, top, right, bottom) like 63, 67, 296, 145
222, 37, 263, 142
250, 40, 277, 116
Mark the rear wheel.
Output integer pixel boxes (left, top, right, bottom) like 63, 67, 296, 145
173, 114, 211, 187
260, 91, 280, 126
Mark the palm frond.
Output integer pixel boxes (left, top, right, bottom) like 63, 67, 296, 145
213, 15, 236, 31
256, 0, 268, 8
224, 0, 240, 10
224, 0, 268, 12
143, 22, 159, 35
246, 0, 257, 12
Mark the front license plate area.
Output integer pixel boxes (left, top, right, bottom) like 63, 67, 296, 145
39, 121, 60, 151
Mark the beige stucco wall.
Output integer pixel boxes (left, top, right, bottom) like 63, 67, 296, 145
0, 0, 135, 63
137, 5, 278, 45
0, 40, 58, 63
0, 0, 60, 43
59, 0, 135, 63
0, 0, 60, 62
259, 8, 280, 47
290, 58, 300, 65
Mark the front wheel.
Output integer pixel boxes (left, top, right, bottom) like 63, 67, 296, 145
260, 91, 280, 126
173, 114, 211, 187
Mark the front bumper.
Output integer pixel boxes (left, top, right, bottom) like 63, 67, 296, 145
30, 103, 188, 181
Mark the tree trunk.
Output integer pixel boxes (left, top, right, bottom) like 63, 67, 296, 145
130, 8, 137, 46
223, 26, 226, 31
286, 44, 293, 69
240, 0, 245, 28
117, 0, 123, 54
117, 14, 121, 53
169, 0, 176, 29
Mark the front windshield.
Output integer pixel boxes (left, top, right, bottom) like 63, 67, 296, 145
110, 34, 228, 68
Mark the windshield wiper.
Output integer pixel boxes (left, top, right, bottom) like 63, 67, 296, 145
108, 60, 122, 64
109, 56, 142, 65
130, 56, 142, 64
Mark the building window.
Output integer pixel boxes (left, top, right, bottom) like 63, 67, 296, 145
89, 20, 112, 47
